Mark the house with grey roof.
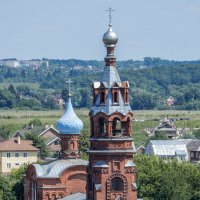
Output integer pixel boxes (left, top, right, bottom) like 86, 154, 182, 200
186, 140, 200, 162
145, 140, 189, 161
154, 119, 178, 139
145, 139, 200, 162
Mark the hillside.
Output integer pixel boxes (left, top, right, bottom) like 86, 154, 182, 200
0, 58, 200, 110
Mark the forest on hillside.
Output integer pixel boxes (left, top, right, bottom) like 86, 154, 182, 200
0, 58, 200, 110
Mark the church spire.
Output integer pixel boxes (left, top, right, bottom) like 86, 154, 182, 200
87, 9, 137, 200
90, 8, 131, 116
103, 7, 118, 67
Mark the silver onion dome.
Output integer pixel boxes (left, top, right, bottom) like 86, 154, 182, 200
103, 23, 118, 46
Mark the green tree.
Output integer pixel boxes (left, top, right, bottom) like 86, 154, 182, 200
8, 84, 16, 95
193, 129, 200, 139
11, 164, 28, 200
150, 131, 168, 140
0, 175, 16, 200
0, 125, 11, 139
61, 87, 68, 102
28, 118, 42, 126
25, 132, 49, 159
135, 155, 200, 200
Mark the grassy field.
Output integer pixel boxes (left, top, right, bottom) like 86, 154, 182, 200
0, 109, 200, 147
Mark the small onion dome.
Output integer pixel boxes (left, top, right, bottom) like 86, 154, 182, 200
56, 96, 83, 134
103, 23, 118, 46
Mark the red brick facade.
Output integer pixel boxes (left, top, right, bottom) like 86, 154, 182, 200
87, 111, 137, 200
87, 21, 137, 200
24, 164, 87, 200
60, 135, 79, 159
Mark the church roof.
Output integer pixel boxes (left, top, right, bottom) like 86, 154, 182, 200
58, 193, 86, 200
56, 96, 83, 134
90, 22, 132, 116
33, 159, 88, 178
100, 65, 121, 87
90, 90, 131, 116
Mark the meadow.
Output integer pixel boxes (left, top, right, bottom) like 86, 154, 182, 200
0, 109, 200, 147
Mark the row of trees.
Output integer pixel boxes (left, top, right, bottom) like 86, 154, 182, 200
1, 59, 200, 110
135, 155, 200, 200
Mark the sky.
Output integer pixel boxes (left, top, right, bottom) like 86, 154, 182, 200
0, 0, 200, 61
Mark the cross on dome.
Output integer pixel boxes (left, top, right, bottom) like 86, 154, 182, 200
66, 79, 73, 96
106, 7, 115, 25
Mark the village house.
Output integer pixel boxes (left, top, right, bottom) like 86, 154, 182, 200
0, 134, 39, 174
13, 125, 61, 156
154, 118, 178, 139
186, 140, 200, 162
145, 140, 189, 161
145, 139, 200, 162
166, 96, 175, 106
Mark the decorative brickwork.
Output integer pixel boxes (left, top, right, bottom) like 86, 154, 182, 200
60, 135, 79, 159
87, 22, 137, 200
24, 164, 87, 200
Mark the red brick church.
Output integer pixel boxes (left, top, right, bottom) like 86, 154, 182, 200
24, 10, 138, 200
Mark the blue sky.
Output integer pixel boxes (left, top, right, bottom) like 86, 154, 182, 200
0, 0, 200, 60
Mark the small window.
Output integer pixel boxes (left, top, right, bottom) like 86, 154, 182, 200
100, 91, 105, 104
7, 163, 11, 168
113, 161, 120, 171
15, 163, 19, 166
54, 140, 59, 145
23, 153, 28, 157
100, 118, 106, 136
7, 153, 11, 158
15, 153, 19, 157
124, 91, 128, 103
113, 91, 118, 103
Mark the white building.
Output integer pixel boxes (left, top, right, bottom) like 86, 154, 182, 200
145, 140, 189, 161
0, 60, 20, 68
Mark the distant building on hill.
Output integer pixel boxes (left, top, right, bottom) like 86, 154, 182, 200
0, 59, 49, 68
0, 59, 20, 68
166, 96, 175, 106
0, 134, 39, 174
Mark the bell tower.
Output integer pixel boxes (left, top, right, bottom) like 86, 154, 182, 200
87, 8, 137, 200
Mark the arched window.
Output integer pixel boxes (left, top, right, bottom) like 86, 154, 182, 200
100, 91, 105, 104
124, 91, 128, 103
112, 118, 121, 136
113, 91, 118, 103
111, 177, 124, 191
100, 118, 106, 136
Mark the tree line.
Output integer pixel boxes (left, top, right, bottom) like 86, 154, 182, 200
0, 58, 200, 110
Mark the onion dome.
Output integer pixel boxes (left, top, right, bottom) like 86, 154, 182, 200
103, 23, 118, 46
56, 95, 83, 134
